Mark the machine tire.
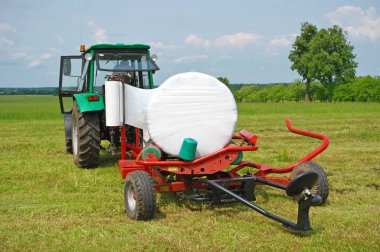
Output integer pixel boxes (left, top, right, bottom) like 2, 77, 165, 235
290, 162, 329, 205
72, 101, 101, 168
124, 171, 156, 220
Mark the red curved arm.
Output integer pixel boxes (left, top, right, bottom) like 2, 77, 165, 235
251, 119, 329, 173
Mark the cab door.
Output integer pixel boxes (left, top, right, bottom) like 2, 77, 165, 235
58, 55, 84, 114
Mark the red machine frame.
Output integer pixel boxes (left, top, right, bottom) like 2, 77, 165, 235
117, 119, 329, 193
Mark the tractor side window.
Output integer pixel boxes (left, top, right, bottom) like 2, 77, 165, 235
60, 57, 84, 91
139, 71, 151, 89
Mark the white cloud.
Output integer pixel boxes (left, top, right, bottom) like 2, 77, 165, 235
184, 32, 262, 49
0, 22, 15, 32
213, 32, 262, 48
27, 53, 52, 68
0, 37, 14, 47
27, 59, 41, 68
40, 53, 52, 60
11, 52, 27, 60
269, 38, 291, 47
264, 37, 291, 56
88, 21, 108, 43
174, 55, 208, 63
149, 41, 178, 49
0, 22, 15, 48
327, 6, 380, 41
184, 34, 211, 47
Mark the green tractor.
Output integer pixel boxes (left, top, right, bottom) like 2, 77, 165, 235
58, 44, 159, 168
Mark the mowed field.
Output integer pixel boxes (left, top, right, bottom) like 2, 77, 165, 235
0, 95, 379, 251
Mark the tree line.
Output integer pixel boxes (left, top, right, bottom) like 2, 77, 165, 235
230, 76, 380, 103
0, 87, 58, 95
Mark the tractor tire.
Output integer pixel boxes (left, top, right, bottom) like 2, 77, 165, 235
290, 162, 329, 205
72, 101, 101, 168
124, 171, 156, 220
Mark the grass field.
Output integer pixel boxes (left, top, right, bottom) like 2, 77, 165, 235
0, 95, 379, 251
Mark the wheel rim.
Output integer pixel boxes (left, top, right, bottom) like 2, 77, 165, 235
126, 184, 136, 211
72, 115, 78, 155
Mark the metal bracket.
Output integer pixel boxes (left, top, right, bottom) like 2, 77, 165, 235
200, 176, 319, 234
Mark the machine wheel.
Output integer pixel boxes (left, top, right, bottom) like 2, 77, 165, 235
124, 171, 156, 220
290, 162, 329, 205
72, 101, 100, 168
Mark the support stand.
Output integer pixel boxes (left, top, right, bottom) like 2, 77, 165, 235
200, 171, 321, 234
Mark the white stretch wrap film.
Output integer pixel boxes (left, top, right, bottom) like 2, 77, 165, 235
147, 72, 237, 158
124, 84, 155, 130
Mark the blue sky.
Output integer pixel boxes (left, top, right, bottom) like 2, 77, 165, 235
0, 0, 379, 87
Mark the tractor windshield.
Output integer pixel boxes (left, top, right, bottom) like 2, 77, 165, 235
95, 52, 159, 72
94, 51, 159, 89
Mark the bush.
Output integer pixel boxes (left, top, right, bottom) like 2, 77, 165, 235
232, 76, 380, 103
333, 76, 380, 102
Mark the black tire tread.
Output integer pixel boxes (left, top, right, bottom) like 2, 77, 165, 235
72, 101, 100, 168
124, 171, 156, 220
291, 162, 329, 205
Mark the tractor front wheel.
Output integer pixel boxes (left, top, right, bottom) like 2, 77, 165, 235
124, 171, 156, 220
72, 100, 100, 168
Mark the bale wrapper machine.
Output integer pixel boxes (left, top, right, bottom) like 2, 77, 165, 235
119, 118, 329, 234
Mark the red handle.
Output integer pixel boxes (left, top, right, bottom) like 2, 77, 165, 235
251, 119, 329, 173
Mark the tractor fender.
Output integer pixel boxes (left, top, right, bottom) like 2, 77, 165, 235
73, 93, 104, 113
64, 112, 72, 139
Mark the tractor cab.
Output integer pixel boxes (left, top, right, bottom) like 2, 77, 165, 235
58, 44, 159, 166
58, 44, 159, 114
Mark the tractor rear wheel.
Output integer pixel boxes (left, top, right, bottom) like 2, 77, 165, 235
290, 162, 329, 205
72, 100, 101, 168
124, 171, 156, 220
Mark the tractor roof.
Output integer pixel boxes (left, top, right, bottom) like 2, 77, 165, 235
85, 43, 150, 52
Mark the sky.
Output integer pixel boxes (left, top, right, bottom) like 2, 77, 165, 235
0, 0, 379, 87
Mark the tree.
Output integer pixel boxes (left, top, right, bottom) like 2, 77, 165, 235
289, 22, 358, 102
217, 77, 231, 90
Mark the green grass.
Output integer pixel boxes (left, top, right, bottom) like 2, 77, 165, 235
0, 95, 379, 251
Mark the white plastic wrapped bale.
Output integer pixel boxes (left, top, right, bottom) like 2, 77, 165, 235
105, 72, 238, 158
147, 72, 237, 158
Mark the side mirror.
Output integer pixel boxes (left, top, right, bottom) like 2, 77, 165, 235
63, 59, 71, 76
150, 54, 158, 62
